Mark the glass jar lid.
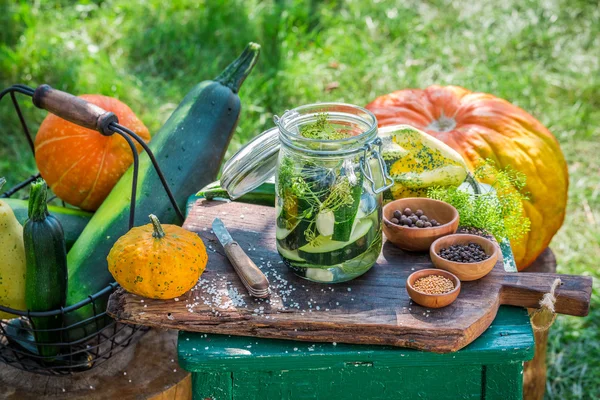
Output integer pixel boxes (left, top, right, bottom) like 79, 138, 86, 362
220, 102, 389, 199
220, 127, 280, 199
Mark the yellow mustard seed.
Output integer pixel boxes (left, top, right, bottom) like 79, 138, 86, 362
413, 275, 455, 294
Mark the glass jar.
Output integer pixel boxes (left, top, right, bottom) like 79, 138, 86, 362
220, 103, 393, 283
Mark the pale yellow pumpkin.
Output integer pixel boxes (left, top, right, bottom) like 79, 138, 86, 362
0, 178, 27, 319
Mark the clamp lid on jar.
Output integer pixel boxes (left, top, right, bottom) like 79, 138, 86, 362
220, 103, 393, 199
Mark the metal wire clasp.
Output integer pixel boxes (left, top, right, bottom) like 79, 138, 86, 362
360, 138, 394, 194
273, 110, 301, 134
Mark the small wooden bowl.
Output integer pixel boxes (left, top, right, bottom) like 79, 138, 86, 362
406, 269, 461, 308
430, 234, 499, 281
383, 198, 459, 252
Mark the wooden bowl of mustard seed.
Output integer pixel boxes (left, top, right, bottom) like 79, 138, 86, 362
406, 269, 461, 308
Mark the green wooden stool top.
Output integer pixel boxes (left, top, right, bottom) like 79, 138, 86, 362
178, 306, 533, 399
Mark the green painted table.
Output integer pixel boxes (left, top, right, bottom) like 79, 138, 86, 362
178, 306, 533, 400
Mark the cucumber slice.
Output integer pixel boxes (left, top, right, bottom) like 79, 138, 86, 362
276, 224, 295, 240
298, 219, 375, 265
331, 176, 363, 242
277, 245, 306, 262
276, 218, 310, 250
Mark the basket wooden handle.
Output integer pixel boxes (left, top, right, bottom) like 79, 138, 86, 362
32, 84, 118, 135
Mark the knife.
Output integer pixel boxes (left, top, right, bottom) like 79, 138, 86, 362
212, 218, 270, 298
461, 180, 517, 273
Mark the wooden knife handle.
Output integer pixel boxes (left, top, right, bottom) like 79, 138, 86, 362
32, 84, 118, 135
223, 242, 269, 292
498, 272, 592, 317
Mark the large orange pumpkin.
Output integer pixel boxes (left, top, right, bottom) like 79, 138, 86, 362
366, 85, 568, 270
35, 95, 150, 211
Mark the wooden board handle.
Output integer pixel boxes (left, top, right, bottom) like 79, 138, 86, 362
32, 84, 118, 135
499, 272, 592, 316
223, 242, 269, 293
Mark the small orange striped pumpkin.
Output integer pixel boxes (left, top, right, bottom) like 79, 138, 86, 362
35, 95, 150, 211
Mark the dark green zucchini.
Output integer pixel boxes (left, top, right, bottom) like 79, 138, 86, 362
23, 179, 68, 357
192, 180, 275, 208
4, 198, 91, 251
65, 43, 261, 340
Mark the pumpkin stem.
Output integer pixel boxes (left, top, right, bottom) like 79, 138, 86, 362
149, 214, 166, 239
0, 177, 5, 192
28, 179, 49, 222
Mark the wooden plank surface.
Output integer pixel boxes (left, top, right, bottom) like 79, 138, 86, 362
107, 199, 592, 353
177, 306, 534, 373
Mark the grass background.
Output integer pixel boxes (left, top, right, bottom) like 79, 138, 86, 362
1, 0, 598, 397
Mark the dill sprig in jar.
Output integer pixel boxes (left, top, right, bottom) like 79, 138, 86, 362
220, 103, 393, 283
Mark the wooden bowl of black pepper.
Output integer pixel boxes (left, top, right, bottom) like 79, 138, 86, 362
430, 234, 499, 281
406, 269, 461, 308
383, 198, 459, 252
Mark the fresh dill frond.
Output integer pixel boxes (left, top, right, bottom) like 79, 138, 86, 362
300, 113, 350, 140
427, 159, 531, 242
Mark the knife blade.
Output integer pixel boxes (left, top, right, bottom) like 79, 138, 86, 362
212, 218, 270, 298
462, 180, 517, 273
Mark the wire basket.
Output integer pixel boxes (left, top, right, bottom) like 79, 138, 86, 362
0, 84, 185, 375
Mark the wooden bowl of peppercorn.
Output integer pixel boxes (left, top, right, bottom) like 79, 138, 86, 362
382, 198, 459, 252
406, 269, 461, 308
430, 234, 499, 281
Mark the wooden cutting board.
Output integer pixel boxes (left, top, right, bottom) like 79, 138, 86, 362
107, 199, 592, 353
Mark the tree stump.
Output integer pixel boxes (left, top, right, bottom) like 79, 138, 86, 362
522, 248, 557, 400
0, 329, 190, 400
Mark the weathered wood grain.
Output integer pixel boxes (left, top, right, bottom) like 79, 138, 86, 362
107, 200, 592, 353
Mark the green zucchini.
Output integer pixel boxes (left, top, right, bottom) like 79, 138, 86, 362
4, 198, 92, 251
23, 179, 68, 357
192, 180, 275, 208
298, 218, 375, 265
65, 43, 261, 340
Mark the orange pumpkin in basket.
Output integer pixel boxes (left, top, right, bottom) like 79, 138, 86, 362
366, 85, 568, 270
34, 94, 150, 211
